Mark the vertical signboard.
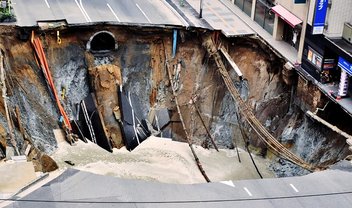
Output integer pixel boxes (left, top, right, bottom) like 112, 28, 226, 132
312, 0, 328, 34
338, 56, 352, 76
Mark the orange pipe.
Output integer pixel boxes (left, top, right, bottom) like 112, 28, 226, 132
31, 32, 72, 131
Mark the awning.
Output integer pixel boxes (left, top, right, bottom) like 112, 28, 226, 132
271, 5, 302, 28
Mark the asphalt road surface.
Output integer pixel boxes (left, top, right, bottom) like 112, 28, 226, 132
12, 0, 184, 26
4, 168, 352, 208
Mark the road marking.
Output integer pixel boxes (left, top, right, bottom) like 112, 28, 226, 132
243, 187, 252, 196
44, 0, 50, 8
135, 3, 152, 24
107, 3, 120, 22
75, 0, 91, 22
80, 0, 92, 22
160, 0, 189, 27
220, 180, 235, 187
290, 184, 299, 193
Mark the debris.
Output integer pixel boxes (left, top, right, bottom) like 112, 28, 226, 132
164, 43, 211, 183
219, 46, 243, 79
307, 110, 352, 151
191, 96, 219, 152
64, 160, 75, 166
11, 155, 27, 162
70, 120, 87, 143
118, 89, 151, 151
79, 93, 113, 152
149, 108, 171, 137
24, 144, 31, 156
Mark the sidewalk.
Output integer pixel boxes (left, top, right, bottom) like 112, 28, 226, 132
184, 0, 298, 64
187, 0, 254, 37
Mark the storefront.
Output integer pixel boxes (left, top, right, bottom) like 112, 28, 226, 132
254, 0, 275, 34
271, 4, 302, 50
233, 0, 253, 17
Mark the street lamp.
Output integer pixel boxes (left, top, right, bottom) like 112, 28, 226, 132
199, 0, 203, 18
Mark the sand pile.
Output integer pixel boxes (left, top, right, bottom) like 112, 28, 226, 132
52, 136, 274, 184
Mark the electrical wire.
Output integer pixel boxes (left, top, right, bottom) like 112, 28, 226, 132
1, 190, 352, 204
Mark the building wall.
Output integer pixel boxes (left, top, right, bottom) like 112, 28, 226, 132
307, 0, 316, 25
325, 0, 352, 38
276, 0, 307, 20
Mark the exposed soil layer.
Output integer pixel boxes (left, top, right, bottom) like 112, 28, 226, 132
0, 26, 349, 178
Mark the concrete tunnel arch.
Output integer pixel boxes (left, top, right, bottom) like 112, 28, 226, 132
87, 31, 118, 52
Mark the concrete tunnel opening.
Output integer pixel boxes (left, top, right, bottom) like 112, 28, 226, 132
87, 31, 117, 52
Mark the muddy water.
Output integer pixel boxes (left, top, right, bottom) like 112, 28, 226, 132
52, 136, 274, 184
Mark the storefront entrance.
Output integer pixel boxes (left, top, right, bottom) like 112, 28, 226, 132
271, 5, 302, 50
283, 23, 300, 50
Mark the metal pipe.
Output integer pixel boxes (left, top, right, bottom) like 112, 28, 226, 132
199, 0, 203, 18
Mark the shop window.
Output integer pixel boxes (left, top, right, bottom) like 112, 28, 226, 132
307, 46, 323, 69
254, 1, 265, 26
254, 0, 274, 35
234, 0, 251, 17
235, 0, 244, 10
264, 9, 274, 34
243, 0, 252, 16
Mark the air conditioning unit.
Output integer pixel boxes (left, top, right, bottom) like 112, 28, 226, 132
342, 22, 352, 44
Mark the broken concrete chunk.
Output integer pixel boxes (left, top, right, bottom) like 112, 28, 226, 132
11, 155, 27, 162
24, 144, 31, 156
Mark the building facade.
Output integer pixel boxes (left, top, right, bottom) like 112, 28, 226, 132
302, 0, 352, 99
229, 0, 307, 58
229, 0, 352, 110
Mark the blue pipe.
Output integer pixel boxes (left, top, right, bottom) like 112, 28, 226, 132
172, 29, 177, 58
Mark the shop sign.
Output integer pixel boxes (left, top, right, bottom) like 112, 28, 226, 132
338, 56, 352, 76
312, 0, 328, 34
323, 59, 335, 70
307, 47, 323, 69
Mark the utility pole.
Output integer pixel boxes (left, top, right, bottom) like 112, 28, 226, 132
199, 0, 203, 18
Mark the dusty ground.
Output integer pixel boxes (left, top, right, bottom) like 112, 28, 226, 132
0, 161, 36, 197
52, 136, 274, 184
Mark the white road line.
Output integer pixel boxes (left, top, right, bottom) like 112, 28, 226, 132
290, 184, 299, 193
75, 0, 89, 22
80, 0, 92, 22
135, 3, 152, 24
44, 0, 50, 8
160, 0, 189, 27
107, 3, 120, 22
243, 187, 252, 196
